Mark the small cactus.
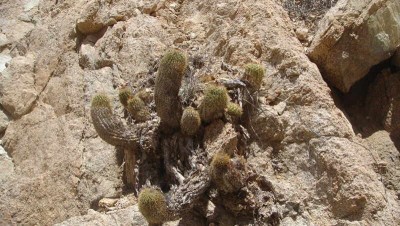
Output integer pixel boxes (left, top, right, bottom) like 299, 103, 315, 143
136, 89, 153, 104
155, 50, 188, 128
118, 87, 133, 107
199, 85, 228, 123
90, 94, 136, 147
243, 63, 265, 91
127, 96, 150, 122
138, 187, 169, 225
210, 152, 231, 174
180, 107, 201, 136
226, 102, 243, 119
210, 152, 247, 193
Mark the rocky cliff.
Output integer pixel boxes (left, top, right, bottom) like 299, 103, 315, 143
0, 0, 399, 225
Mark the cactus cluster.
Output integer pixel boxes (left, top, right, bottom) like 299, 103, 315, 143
138, 187, 169, 225
180, 107, 201, 136
155, 50, 188, 129
243, 63, 265, 91
199, 85, 228, 123
90, 49, 258, 225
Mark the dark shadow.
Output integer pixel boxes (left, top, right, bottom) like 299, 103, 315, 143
328, 58, 394, 137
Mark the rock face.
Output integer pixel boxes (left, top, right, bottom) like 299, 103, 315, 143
0, 0, 399, 225
308, 0, 400, 92
366, 70, 400, 136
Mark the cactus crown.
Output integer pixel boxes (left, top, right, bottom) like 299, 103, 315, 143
181, 107, 201, 136
199, 85, 228, 123
210, 152, 231, 172
159, 50, 188, 75
226, 102, 243, 118
118, 87, 133, 107
243, 63, 265, 90
91, 94, 112, 110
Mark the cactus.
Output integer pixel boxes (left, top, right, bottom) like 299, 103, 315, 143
127, 96, 150, 122
155, 50, 188, 128
210, 152, 247, 193
136, 89, 152, 104
118, 87, 133, 107
199, 85, 228, 123
226, 102, 243, 119
180, 107, 201, 136
243, 63, 265, 91
138, 187, 169, 225
90, 93, 137, 147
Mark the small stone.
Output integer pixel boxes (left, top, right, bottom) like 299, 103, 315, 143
98, 198, 118, 209
189, 32, 197, 39
295, 28, 309, 42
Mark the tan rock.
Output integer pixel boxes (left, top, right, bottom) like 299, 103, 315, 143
0, 54, 38, 118
308, 0, 400, 92
55, 205, 147, 226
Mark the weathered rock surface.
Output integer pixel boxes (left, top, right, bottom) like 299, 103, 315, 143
366, 70, 400, 136
309, 0, 400, 92
0, 0, 399, 225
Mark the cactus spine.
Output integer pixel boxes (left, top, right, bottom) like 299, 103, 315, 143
199, 85, 228, 123
155, 50, 188, 128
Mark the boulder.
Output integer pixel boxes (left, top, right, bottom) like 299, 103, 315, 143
308, 0, 400, 92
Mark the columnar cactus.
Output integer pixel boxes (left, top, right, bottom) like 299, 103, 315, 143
118, 87, 133, 107
199, 85, 228, 123
243, 63, 265, 91
127, 96, 150, 122
90, 94, 137, 147
138, 187, 170, 225
180, 107, 201, 136
155, 50, 188, 128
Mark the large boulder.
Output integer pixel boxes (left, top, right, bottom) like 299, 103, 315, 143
308, 0, 400, 92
